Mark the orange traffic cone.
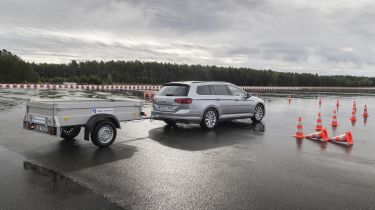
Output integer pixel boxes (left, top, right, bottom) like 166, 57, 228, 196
306, 127, 328, 142
319, 97, 322, 106
363, 104, 369, 117
353, 100, 357, 112
293, 117, 304, 140
350, 110, 357, 122
328, 131, 353, 146
288, 96, 292, 104
336, 99, 340, 107
331, 109, 339, 126
314, 112, 323, 131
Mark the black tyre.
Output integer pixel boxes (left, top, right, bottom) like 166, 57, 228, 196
164, 120, 176, 127
60, 126, 81, 140
251, 104, 265, 122
200, 108, 219, 130
91, 121, 117, 148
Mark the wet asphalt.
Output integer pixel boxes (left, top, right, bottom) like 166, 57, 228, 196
0, 89, 375, 209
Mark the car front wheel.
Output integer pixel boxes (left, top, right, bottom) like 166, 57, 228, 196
251, 104, 264, 122
60, 126, 81, 140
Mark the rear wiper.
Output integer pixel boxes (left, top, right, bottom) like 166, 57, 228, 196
166, 94, 175, 96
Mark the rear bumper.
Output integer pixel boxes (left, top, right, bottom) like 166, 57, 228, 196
23, 121, 57, 136
151, 111, 202, 123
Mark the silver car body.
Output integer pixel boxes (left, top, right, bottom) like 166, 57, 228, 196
151, 81, 265, 123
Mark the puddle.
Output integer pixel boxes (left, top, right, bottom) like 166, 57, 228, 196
23, 161, 66, 183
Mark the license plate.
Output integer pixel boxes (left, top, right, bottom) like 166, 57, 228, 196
158, 104, 173, 111
31, 115, 46, 125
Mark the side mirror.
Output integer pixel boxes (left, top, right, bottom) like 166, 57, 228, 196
247, 93, 252, 98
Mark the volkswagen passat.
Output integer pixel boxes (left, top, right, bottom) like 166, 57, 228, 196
151, 81, 265, 129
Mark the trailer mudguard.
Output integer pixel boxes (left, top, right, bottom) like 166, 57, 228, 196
84, 114, 121, 141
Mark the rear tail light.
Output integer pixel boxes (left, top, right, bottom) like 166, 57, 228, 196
174, 98, 193, 104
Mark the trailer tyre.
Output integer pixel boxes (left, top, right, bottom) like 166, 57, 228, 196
60, 126, 81, 140
91, 121, 117, 148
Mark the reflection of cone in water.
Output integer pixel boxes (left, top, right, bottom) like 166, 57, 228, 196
328, 131, 353, 146
362, 104, 369, 117
331, 109, 339, 126
306, 127, 328, 142
350, 110, 357, 122
293, 117, 304, 140
314, 112, 323, 131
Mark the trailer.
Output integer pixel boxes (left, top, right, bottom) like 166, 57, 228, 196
23, 99, 144, 147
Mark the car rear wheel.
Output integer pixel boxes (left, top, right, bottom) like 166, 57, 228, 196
201, 108, 218, 130
164, 120, 176, 127
251, 104, 264, 122
60, 126, 81, 140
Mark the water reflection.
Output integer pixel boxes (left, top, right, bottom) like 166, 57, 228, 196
295, 139, 303, 150
306, 138, 328, 151
330, 142, 353, 154
38, 89, 64, 99
0, 97, 23, 111
149, 121, 265, 151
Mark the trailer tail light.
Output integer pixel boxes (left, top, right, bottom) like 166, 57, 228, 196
24, 121, 32, 130
174, 98, 193, 104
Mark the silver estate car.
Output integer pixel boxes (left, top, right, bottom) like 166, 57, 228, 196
151, 81, 265, 129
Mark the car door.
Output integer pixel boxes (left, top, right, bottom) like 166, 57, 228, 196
211, 85, 235, 116
226, 85, 253, 115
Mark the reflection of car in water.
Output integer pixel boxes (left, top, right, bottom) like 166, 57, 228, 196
151, 81, 265, 130
148, 121, 265, 151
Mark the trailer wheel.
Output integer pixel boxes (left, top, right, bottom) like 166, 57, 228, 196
60, 126, 81, 140
91, 121, 117, 148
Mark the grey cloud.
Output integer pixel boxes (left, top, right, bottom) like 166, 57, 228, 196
1, 0, 375, 76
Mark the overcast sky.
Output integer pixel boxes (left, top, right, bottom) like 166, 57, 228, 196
1, 0, 374, 76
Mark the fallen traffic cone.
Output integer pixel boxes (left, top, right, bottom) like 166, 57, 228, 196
293, 117, 304, 140
350, 110, 357, 122
362, 104, 369, 117
328, 131, 353, 146
306, 127, 328, 142
314, 112, 323, 131
331, 109, 339, 126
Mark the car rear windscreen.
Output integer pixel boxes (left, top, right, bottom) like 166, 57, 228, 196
158, 85, 189, 96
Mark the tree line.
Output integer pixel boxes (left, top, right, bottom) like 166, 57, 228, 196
1, 49, 374, 87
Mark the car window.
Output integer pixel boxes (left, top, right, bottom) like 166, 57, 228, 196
196, 85, 213, 95
227, 85, 246, 97
212, 85, 231, 95
158, 85, 189, 96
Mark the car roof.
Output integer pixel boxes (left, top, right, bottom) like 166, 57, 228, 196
164, 81, 233, 86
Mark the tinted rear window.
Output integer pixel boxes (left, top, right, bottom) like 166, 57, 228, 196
196, 85, 213, 95
212, 85, 231, 95
158, 85, 189, 96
